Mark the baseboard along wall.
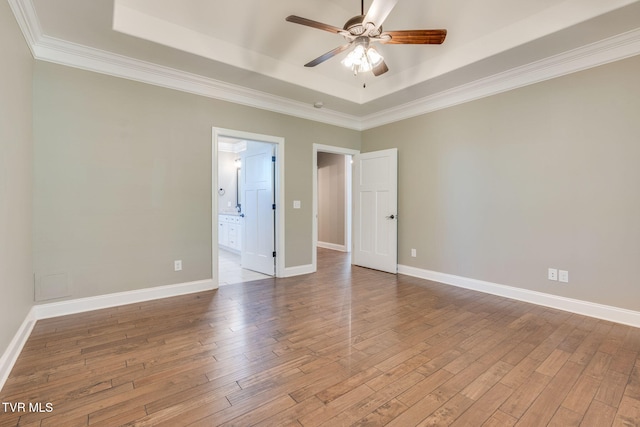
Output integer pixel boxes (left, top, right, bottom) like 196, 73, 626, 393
3, 266, 640, 391
316, 242, 347, 252
398, 264, 640, 329
0, 278, 216, 391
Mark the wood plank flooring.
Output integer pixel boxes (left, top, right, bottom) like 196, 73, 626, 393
1, 248, 639, 426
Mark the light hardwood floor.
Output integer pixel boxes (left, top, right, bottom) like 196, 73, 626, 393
1, 248, 639, 426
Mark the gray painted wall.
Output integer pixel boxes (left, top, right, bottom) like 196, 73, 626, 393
362, 55, 640, 312
32, 62, 361, 301
0, 2, 34, 352
4, 1, 640, 359
317, 152, 345, 247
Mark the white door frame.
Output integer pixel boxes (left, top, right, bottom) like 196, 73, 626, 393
312, 143, 359, 273
212, 127, 285, 287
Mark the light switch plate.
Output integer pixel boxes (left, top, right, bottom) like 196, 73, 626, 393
293, 200, 301, 209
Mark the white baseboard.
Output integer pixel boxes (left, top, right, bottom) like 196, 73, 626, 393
5, 266, 639, 392
0, 307, 37, 392
282, 264, 315, 277
317, 242, 347, 252
35, 279, 216, 320
398, 265, 640, 328
0, 278, 216, 391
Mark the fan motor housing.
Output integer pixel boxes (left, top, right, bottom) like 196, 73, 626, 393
343, 15, 382, 37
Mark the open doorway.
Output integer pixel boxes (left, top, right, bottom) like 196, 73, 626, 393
312, 144, 359, 272
212, 128, 285, 287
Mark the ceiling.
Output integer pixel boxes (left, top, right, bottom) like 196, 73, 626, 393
11, 0, 640, 129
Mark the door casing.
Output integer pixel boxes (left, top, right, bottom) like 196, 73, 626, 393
212, 127, 285, 287
312, 144, 359, 273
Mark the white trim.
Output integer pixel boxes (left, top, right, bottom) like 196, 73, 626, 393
3, 266, 639, 392
7, 0, 40, 56
9, 1, 640, 131
29, 34, 362, 131
282, 264, 315, 278
0, 307, 37, 391
34, 279, 215, 320
0, 277, 214, 391
344, 154, 353, 255
398, 265, 640, 328
212, 131, 219, 288
317, 242, 347, 252
312, 144, 360, 273
361, 28, 640, 130
212, 128, 285, 280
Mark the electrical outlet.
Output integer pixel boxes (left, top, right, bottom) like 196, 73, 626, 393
559, 270, 569, 283
174, 260, 182, 271
548, 268, 558, 281
293, 200, 301, 209
411, 248, 417, 257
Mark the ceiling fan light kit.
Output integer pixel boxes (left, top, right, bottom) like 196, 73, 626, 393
341, 37, 384, 76
285, 0, 447, 78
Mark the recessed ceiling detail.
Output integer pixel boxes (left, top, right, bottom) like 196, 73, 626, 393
111, 0, 639, 104
9, 0, 640, 129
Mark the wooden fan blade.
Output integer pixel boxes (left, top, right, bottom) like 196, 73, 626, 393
363, 0, 398, 31
285, 15, 343, 34
304, 43, 352, 67
380, 29, 447, 44
372, 60, 389, 76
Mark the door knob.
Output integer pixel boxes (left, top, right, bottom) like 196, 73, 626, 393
386, 214, 396, 220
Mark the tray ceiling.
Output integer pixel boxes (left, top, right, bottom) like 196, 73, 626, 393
12, 0, 640, 129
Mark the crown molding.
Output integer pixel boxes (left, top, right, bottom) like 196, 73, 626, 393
31, 34, 364, 131
9, 0, 640, 132
361, 28, 640, 129
9, 1, 361, 130
7, 0, 41, 56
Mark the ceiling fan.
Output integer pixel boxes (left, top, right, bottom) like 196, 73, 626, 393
285, 0, 447, 77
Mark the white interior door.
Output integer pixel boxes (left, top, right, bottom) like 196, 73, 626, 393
241, 141, 275, 276
353, 148, 398, 274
